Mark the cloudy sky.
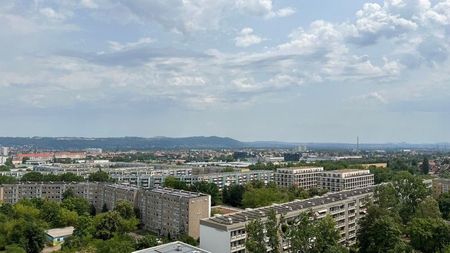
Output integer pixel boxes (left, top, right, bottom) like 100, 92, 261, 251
1, 0, 450, 143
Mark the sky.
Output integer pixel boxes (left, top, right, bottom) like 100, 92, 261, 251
1, 0, 450, 143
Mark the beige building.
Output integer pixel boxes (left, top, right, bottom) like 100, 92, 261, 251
274, 167, 324, 189
319, 169, 374, 192
432, 178, 450, 197
0, 182, 210, 239
139, 188, 210, 239
200, 186, 374, 253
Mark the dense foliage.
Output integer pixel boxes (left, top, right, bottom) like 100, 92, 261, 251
20, 172, 84, 182
357, 172, 450, 253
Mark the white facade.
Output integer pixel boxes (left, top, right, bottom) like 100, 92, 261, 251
1, 147, 8, 156
200, 223, 232, 253
0, 156, 8, 165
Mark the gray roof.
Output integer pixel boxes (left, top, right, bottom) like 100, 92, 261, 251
133, 241, 210, 253
46, 226, 74, 238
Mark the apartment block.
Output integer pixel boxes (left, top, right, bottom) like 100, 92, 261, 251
319, 169, 374, 192
139, 187, 210, 239
113, 170, 274, 190
274, 167, 324, 189
200, 186, 374, 253
0, 182, 210, 239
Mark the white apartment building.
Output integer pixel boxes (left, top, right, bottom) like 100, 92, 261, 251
319, 169, 374, 192
274, 167, 324, 189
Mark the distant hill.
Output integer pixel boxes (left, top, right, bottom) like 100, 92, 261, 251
0, 136, 245, 150
0, 136, 448, 151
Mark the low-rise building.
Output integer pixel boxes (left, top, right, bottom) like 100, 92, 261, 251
200, 186, 374, 253
274, 167, 324, 189
45, 226, 75, 246
319, 169, 374, 192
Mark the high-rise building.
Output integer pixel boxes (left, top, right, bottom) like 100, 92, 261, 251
1, 147, 8, 156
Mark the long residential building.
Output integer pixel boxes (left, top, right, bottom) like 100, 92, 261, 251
319, 169, 374, 192
200, 186, 374, 253
274, 167, 324, 189
0, 182, 210, 239
113, 170, 274, 190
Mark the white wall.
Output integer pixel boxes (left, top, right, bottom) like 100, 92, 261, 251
200, 224, 230, 253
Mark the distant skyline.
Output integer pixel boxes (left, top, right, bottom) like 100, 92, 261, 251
1, 0, 450, 143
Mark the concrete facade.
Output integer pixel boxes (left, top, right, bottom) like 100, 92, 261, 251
0, 182, 210, 239
319, 169, 374, 192
274, 167, 324, 189
200, 186, 374, 253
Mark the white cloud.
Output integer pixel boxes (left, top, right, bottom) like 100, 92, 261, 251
235, 0, 295, 18
81, 0, 98, 9
108, 37, 154, 51
39, 8, 66, 20
234, 27, 264, 47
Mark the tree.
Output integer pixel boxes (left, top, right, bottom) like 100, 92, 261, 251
20, 172, 43, 182
4, 244, 26, 253
314, 215, 343, 253
163, 176, 188, 190
101, 203, 109, 213
178, 234, 198, 246
408, 217, 450, 253
266, 210, 280, 252
59, 173, 84, 182
88, 170, 113, 182
62, 197, 90, 216
288, 212, 315, 253
357, 205, 407, 253
9, 221, 46, 253
414, 197, 441, 219
39, 200, 62, 227
392, 171, 430, 223
135, 234, 159, 250
62, 188, 75, 200
73, 215, 93, 238
242, 187, 287, 208
114, 200, 135, 219
374, 184, 399, 209
189, 181, 221, 206
94, 212, 122, 240
95, 234, 136, 253
223, 184, 245, 207
93, 211, 137, 240
438, 192, 450, 220
421, 157, 430, 175
245, 218, 266, 253
0, 175, 17, 184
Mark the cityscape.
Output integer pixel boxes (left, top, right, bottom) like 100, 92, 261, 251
2, 0, 450, 253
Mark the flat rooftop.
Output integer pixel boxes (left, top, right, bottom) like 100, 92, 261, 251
277, 167, 324, 171
324, 169, 370, 173
133, 241, 210, 253
149, 187, 209, 198
202, 186, 375, 227
46, 226, 74, 238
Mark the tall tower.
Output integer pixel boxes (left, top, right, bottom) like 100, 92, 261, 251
356, 136, 359, 153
